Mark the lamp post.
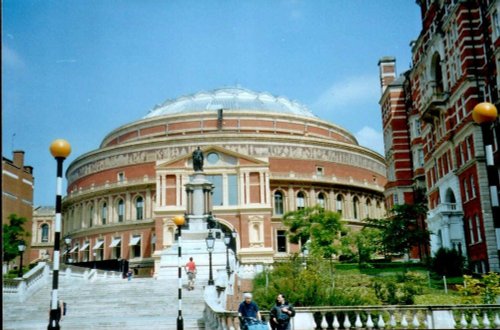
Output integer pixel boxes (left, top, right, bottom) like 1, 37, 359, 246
173, 215, 185, 330
64, 236, 71, 264
48, 139, 71, 330
472, 102, 499, 263
17, 241, 26, 278
206, 230, 215, 285
223, 232, 231, 279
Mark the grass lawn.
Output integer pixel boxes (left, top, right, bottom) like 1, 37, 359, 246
333, 262, 464, 303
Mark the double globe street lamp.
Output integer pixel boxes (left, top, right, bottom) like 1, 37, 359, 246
206, 231, 215, 286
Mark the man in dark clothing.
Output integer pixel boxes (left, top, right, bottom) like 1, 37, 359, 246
238, 292, 261, 328
270, 293, 295, 330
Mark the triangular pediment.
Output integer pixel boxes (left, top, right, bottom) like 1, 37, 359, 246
156, 145, 268, 170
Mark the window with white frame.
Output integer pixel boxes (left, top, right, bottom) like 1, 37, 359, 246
130, 235, 141, 258
336, 194, 343, 214
393, 193, 399, 205
296, 192, 305, 210
317, 192, 326, 209
276, 230, 287, 253
470, 176, 476, 199
93, 239, 104, 261
274, 191, 284, 215
475, 215, 482, 243
41, 224, 49, 243
117, 199, 124, 222
110, 237, 121, 259
352, 197, 360, 220
365, 199, 371, 218
101, 202, 107, 225
227, 174, 238, 206
316, 166, 324, 177
88, 204, 94, 228
206, 175, 223, 206
135, 196, 144, 220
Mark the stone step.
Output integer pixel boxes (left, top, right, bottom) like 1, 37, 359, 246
3, 276, 206, 329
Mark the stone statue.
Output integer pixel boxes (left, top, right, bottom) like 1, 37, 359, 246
192, 147, 204, 172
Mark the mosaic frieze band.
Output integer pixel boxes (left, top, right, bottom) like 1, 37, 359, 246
68, 143, 385, 182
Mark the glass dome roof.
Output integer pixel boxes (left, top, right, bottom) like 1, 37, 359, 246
144, 87, 316, 118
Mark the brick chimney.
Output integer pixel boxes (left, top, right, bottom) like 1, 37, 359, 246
378, 57, 397, 94
12, 150, 25, 168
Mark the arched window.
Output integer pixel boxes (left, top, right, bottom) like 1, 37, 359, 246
117, 199, 124, 222
296, 192, 305, 210
41, 224, 49, 243
336, 194, 344, 214
274, 191, 284, 215
365, 198, 372, 218
101, 202, 107, 225
317, 192, 326, 209
136, 196, 144, 220
431, 52, 444, 94
445, 188, 456, 204
353, 197, 359, 219
88, 204, 94, 228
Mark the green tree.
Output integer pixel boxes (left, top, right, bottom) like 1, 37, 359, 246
366, 203, 429, 258
352, 226, 383, 264
3, 213, 29, 266
283, 205, 344, 258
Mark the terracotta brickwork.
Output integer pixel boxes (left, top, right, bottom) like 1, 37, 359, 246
2, 151, 35, 263
380, 1, 499, 271
62, 89, 386, 270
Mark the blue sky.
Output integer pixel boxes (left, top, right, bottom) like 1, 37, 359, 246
2, 1, 422, 206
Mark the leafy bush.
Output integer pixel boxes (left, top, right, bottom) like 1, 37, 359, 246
252, 256, 380, 309
431, 248, 465, 277
456, 273, 500, 304
372, 272, 427, 305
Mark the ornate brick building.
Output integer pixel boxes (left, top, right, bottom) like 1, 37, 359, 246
379, 0, 499, 272
62, 88, 386, 272
2, 151, 35, 265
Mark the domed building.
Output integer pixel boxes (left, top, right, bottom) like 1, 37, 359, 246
62, 87, 387, 274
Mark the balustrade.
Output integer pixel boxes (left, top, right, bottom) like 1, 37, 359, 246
204, 303, 500, 330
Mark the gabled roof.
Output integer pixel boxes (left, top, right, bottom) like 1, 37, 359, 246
156, 145, 268, 170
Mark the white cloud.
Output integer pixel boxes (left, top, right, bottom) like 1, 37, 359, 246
355, 126, 384, 155
2, 44, 25, 69
312, 75, 380, 114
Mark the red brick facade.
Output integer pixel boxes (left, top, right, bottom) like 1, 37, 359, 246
380, 0, 499, 272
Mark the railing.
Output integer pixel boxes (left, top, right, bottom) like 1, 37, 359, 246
2, 262, 49, 302
270, 172, 383, 192
3, 262, 122, 302
204, 303, 500, 330
67, 176, 154, 198
427, 202, 462, 219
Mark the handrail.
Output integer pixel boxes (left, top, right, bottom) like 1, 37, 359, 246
3, 262, 122, 302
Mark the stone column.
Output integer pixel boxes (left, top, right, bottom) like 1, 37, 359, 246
259, 172, 265, 204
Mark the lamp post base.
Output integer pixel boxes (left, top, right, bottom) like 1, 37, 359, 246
177, 316, 184, 330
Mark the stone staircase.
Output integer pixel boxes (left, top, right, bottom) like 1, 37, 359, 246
3, 275, 206, 329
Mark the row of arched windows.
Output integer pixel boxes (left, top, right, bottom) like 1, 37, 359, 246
273, 190, 382, 220
66, 195, 148, 232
